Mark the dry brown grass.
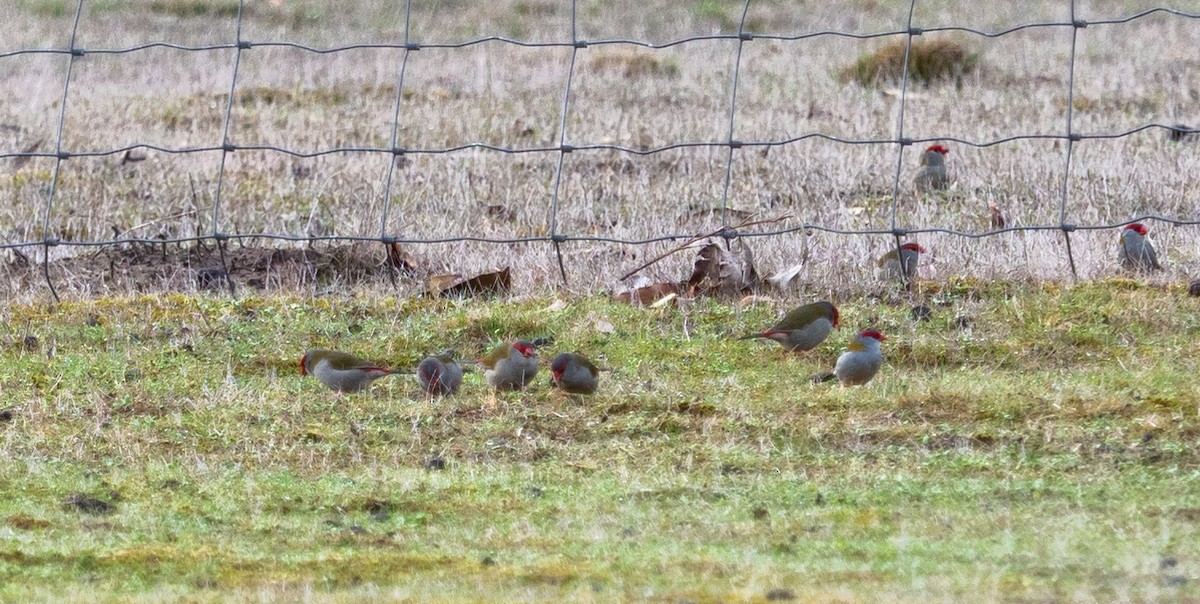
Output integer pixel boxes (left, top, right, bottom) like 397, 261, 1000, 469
2, 0, 1199, 301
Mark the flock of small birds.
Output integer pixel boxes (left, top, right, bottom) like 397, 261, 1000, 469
299, 144, 1186, 396
298, 298, 879, 398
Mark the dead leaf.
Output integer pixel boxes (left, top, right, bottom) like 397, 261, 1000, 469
768, 263, 805, 289
594, 318, 615, 333
541, 299, 568, 312
429, 267, 512, 298
615, 282, 680, 305
386, 242, 417, 276
686, 239, 759, 298
650, 293, 678, 308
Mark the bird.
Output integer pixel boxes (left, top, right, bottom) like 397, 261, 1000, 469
877, 243, 927, 281
812, 329, 887, 386
1118, 223, 1162, 272
478, 340, 539, 391
914, 144, 950, 192
416, 349, 463, 396
739, 301, 839, 353
549, 352, 600, 395
300, 349, 403, 393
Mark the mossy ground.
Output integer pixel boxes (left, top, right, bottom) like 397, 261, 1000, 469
1, 282, 1198, 602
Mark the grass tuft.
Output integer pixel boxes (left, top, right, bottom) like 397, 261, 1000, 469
843, 37, 980, 86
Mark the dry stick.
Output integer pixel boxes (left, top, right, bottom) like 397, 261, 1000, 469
619, 214, 792, 282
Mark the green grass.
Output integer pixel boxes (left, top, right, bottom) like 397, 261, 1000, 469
2, 282, 1199, 601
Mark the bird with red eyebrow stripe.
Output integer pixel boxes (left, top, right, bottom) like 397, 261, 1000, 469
877, 242, 927, 281
300, 349, 403, 393
549, 352, 600, 395
739, 301, 839, 353
1118, 223, 1162, 272
417, 349, 463, 397
914, 144, 950, 192
812, 329, 887, 387
478, 339, 540, 391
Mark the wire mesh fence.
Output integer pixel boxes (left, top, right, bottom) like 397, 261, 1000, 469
1, 0, 1198, 301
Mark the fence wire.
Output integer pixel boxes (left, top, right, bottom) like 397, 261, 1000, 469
2, 2, 1199, 301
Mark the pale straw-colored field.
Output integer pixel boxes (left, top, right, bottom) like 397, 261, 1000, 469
1, 0, 1197, 298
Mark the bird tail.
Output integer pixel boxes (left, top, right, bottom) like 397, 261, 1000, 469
810, 371, 837, 384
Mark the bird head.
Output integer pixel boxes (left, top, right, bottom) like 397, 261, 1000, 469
1124, 223, 1148, 236
829, 303, 840, 328
901, 243, 927, 254
513, 340, 537, 358
926, 144, 950, 156
299, 352, 311, 376
550, 353, 570, 381
860, 329, 887, 342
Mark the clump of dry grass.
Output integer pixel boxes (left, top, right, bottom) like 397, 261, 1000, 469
842, 38, 980, 86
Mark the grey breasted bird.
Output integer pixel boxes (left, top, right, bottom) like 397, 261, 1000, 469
300, 349, 403, 393
813, 329, 887, 386
1118, 223, 1162, 272
549, 352, 600, 395
877, 243, 927, 281
417, 350, 463, 396
478, 340, 539, 391
739, 301, 839, 352
914, 144, 949, 192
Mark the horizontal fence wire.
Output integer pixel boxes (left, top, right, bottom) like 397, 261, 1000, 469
1, 1, 1199, 300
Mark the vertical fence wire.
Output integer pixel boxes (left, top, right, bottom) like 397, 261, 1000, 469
1058, 0, 1083, 281
717, 0, 755, 240
884, 0, 922, 289
545, 0, 582, 286
378, 0, 417, 287
38, 0, 88, 303
206, 0, 249, 296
